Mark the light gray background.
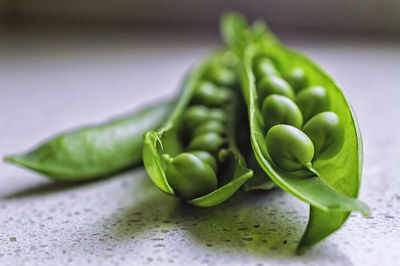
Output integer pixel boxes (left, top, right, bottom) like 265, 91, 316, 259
0, 28, 399, 265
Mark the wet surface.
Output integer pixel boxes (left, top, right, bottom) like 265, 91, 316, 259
0, 31, 399, 265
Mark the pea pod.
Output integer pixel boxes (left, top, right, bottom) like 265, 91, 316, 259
4, 101, 173, 181
221, 13, 370, 252
142, 50, 253, 207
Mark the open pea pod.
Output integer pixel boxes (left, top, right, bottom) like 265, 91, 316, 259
221, 13, 370, 252
143, 50, 253, 207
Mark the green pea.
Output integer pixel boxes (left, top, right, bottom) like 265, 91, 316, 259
284, 68, 308, 93
193, 120, 225, 137
187, 150, 218, 172
205, 65, 237, 86
266, 125, 314, 171
257, 75, 295, 101
208, 108, 227, 121
184, 105, 210, 130
192, 81, 232, 107
303, 112, 344, 160
262, 95, 303, 130
295, 86, 330, 121
165, 153, 217, 199
188, 132, 226, 155
253, 57, 279, 78
219, 50, 238, 69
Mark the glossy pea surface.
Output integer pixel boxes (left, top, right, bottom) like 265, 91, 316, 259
192, 81, 232, 107
165, 153, 217, 199
296, 86, 330, 121
266, 125, 314, 171
262, 95, 303, 130
187, 150, 218, 171
257, 75, 295, 101
184, 105, 210, 130
208, 108, 227, 121
205, 65, 237, 86
284, 68, 308, 93
303, 112, 344, 160
253, 57, 279, 78
188, 132, 225, 155
193, 120, 225, 137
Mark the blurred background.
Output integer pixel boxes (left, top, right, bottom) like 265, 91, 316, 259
1, 0, 400, 34
1, 2, 400, 265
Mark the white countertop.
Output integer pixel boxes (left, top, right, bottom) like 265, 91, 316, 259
0, 30, 399, 266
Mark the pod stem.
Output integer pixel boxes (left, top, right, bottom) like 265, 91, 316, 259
303, 162, 320, 177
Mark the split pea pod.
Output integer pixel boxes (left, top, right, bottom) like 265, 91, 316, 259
221, 12, 369, 253
5, 101, 173, 181
142, 50, 253, 207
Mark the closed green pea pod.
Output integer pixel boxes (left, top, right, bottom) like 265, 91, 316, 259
303, 112, 344, 160
257, 75, 295, 101
284, 68, 308, 93
266, 125, 314, 171
5, 101, 173, 181
188, 132, 226, 155
253, 57, 279, 78
187, 150, 218, 171
193, 120, 226, 137
184, 105, 210, 130
295, 86, 330, 121
165, 153, 218, 199
192, 81, 232, 107
262, 95, 303, 130
204, 64, 237, 86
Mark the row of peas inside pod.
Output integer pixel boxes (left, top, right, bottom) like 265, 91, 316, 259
162, 62, 239, 200
253, 56, 344, 174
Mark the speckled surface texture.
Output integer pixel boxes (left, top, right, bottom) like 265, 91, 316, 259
0, 31, 399, 266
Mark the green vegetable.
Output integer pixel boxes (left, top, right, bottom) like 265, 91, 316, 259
193, 120, 226, 137
253, 57, 279, 78
257, 75, 295, 100
192, 81, 232, 107
164, 153, 218, 199
142, 50, 253, 207
266, 125, 314, 172
221, 12, 370, 253
188, 132, 226, 156
5, 101, 173, 181
187, 150, 218, 171
183, 105, 212, 130
303, 112, 344, 160
204, 64, 238, 87
261, 95, 303, 130
284, 68, 309, 93
296, 86, 330, 121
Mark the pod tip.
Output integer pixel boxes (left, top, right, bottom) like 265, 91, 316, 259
4, 156, 16, 163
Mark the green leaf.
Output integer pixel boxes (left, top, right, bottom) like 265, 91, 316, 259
5, 101, 173, 181
142, 50, 254, 207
